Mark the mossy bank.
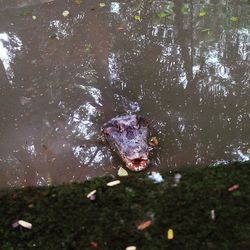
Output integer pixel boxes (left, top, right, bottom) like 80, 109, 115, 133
1, 162, 250, 250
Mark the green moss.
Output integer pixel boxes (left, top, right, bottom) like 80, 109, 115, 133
0, 162, 250, 249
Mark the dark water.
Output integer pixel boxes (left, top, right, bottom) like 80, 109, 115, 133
0, 0, 249, 187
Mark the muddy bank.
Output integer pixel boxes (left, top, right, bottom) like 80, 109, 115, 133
0, 161, 250, 249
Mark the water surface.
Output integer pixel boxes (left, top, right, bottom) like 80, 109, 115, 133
0, 0, 249, 187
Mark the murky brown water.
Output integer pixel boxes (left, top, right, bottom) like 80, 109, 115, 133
0, 0, 249, 187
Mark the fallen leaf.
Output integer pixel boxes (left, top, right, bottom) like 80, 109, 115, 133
149, 137, 158, 146
87, 190, 97, 198
117, 26, 124, 30
211, 209, 215, 220
90, 241, 98, 248
107, 180, 121, 187
167, 228, 174, 240
126, 246, 136, 250
62, 10, 70, 17
174, 173, 182, 184
137, 220, 152, 230
118, 167, 128, 177
12, 220, 32, 229
228, 184, 239, 192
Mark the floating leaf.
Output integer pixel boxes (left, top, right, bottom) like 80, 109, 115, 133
230, 16, 238, 22
49, 34, 57, 39
134, 15, 141, 22
198, 11, 206, 17
167, 228, 174, 240
157, 12, 169, 18
228, 184, 239, 192
99, 3, 106, 7
126, 247, 136, 250
118, 167, 128, 177
181, 5, 189, 15
107, 180, 121, 187
201, 28, 210, 33
20, 10, 31, 17
149, 137, 158, 146
75, 0, 84, 4
62, 10, 70, 17
137, 220, 152, 230
87, 189, 96, 198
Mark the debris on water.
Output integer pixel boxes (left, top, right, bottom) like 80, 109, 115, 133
107, 180, 121, 187
20, 10, 31, 17
228, 184, 240, 192
134, 15, 141, 22
230, 16, 238, 22
87, 190, 96, 199
174, 173, 182, 184
148, 172, 164, 183
99, 3, 106, 7
149, 137, 158, 146
198, 10, 206, 17
75, 0, 84, 4
118, 166, 128, 177
167, 228, 174, 240
62, 10, 70, 17
126, 246, 136, 250
211, 209, 215, 221
12, 220, 32, 229
137, 220, 152, 231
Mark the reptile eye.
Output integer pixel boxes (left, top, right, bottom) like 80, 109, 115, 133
118, 124, 125, 132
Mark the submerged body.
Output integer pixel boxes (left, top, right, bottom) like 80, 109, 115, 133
102, 114, 150, 171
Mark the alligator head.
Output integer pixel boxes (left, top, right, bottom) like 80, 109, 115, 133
102, 114, 150, 171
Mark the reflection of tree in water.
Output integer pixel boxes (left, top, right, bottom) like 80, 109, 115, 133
101, 0, 250, 166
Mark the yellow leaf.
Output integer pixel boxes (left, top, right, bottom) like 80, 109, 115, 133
134, 15, 141, 21
167, 228, 174, 240
62, 10, 69, 17
118, 167, 128, 177
199, 11, 206, 17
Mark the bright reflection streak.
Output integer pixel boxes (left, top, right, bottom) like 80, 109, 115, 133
49, 20, 72, 39
68, 102, 98, 139
110, 2, 120, 14
73, 145, 105, 166
0, 32, 22, 84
